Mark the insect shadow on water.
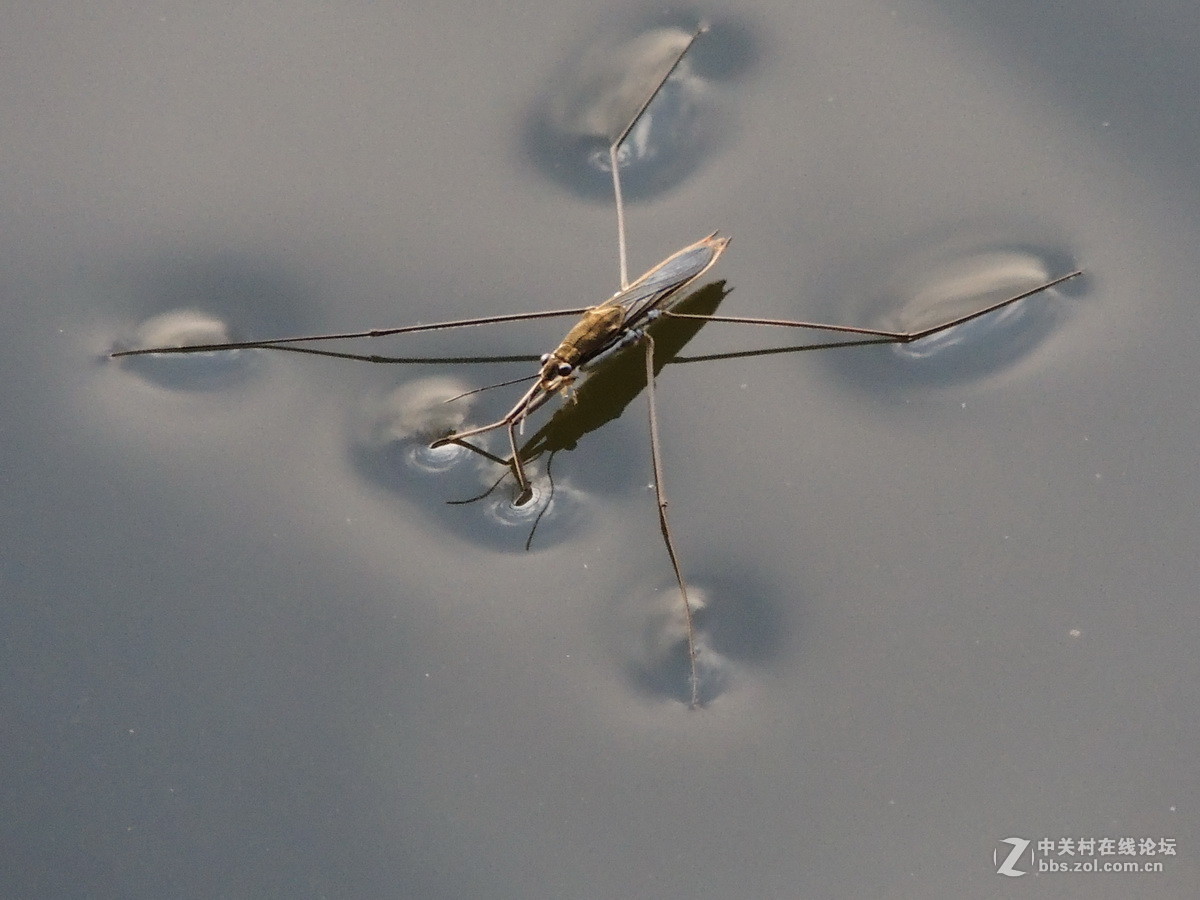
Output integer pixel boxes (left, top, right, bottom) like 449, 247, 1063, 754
414, 279, 733, 554
111, 24, 1083, 709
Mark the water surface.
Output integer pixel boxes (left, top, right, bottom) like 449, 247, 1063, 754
5, 1, 1198, 896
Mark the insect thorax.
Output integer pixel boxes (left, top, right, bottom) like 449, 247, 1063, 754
550, 305, 628, 368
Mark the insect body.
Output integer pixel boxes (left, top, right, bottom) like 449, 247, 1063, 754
431, 232, 729, 502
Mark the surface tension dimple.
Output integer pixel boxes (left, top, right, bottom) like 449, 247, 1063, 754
528, 26, 714, 202
113, 309, 256, 390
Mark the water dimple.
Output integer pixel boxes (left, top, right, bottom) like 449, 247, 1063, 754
607, 556, 790, 706
482, 476, 552, 527
357, 377, 476, 448
612, 582, 734, 706
352, 376, 479, 489
112, 309, 257, 390
478, 470, 589, 551
407, 440, 472, 475
349, 378, 589, 551
634, 635, 734, 708
887, 252, 1055, 360
829, 248, 1077, 392
527, 26, 716, 202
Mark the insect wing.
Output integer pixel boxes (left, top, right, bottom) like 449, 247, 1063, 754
604, 232, 729, 327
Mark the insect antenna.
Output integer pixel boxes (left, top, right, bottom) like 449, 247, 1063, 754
441, 374, 538, 404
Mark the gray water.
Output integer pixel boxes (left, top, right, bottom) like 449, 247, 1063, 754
4, 2, 1198, 897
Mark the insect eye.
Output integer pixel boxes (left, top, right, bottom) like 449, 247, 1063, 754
539, 353, 550, 364
556, 363, 573, 377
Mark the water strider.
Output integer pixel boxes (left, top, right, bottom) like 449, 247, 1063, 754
111, 24, 1082, 707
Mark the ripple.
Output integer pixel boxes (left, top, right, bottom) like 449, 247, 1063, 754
352, 377, 479, 488
112, 309, 257, 390
472, 468, 587, 551
406, 439, 473, 474
481, 474, 554, 527
350, 379, 590, 551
